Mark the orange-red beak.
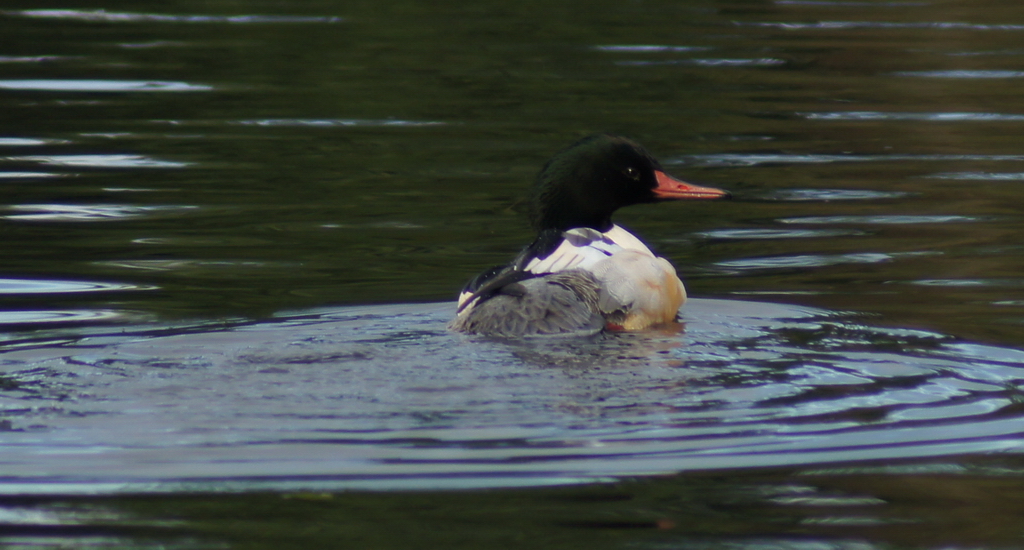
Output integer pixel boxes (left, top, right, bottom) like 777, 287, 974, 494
653, 170, 729, 200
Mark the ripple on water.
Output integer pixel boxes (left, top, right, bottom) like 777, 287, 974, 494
696, 228, 860, 240
9, 154, 190, 168
0, 56, 69, 63
615, 58, 786, 67
714, 252, 899, 271
591, 45, 785, 68
779, 215, 977, 224
593, 45, 712, 53
675, 153, 1024, 167
897, 70, 1024, 79
0, 309, 127, 325
761, 188, 908, 201
0, 80, 212, 92
232, 119, 446, 128
0, 137, 69, 146
743, 21, 1024, 31
0, 278, 153, 294
94, 259, 290, 273
0, 172, 64, 179
1, 299, 1020, 492
9, 9, 343, 24
927, 172, 1024, 180
4, 204, 198, 222
774, 0, 929, 5
911, 278, 1024, 288
803, 111, 1024, 121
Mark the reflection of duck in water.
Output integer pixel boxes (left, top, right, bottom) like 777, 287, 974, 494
450, 134, 729, 337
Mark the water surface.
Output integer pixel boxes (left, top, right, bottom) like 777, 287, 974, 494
4, 298, 1020, 492
3, 0, 1024, 547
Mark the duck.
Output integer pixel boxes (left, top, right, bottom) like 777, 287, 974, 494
448, 133, 728, 337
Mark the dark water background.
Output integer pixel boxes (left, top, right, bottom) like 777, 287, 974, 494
3, 0, 1024, 548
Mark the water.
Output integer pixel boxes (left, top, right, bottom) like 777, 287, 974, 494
3, 0, 1024, 547
3, 298, 1024, 490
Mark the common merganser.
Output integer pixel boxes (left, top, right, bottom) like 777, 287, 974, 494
449, 134, 728, 337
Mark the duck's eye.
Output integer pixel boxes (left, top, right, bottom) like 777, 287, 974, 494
623, 167, 639, 180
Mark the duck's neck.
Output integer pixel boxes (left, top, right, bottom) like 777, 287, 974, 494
530, 186, 615, 233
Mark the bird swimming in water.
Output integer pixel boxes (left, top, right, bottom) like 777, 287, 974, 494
449, 134, 728, 337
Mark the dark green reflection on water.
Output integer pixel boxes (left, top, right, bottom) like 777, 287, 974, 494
6, 457, 1024, 549
4, 0, 1024, 345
